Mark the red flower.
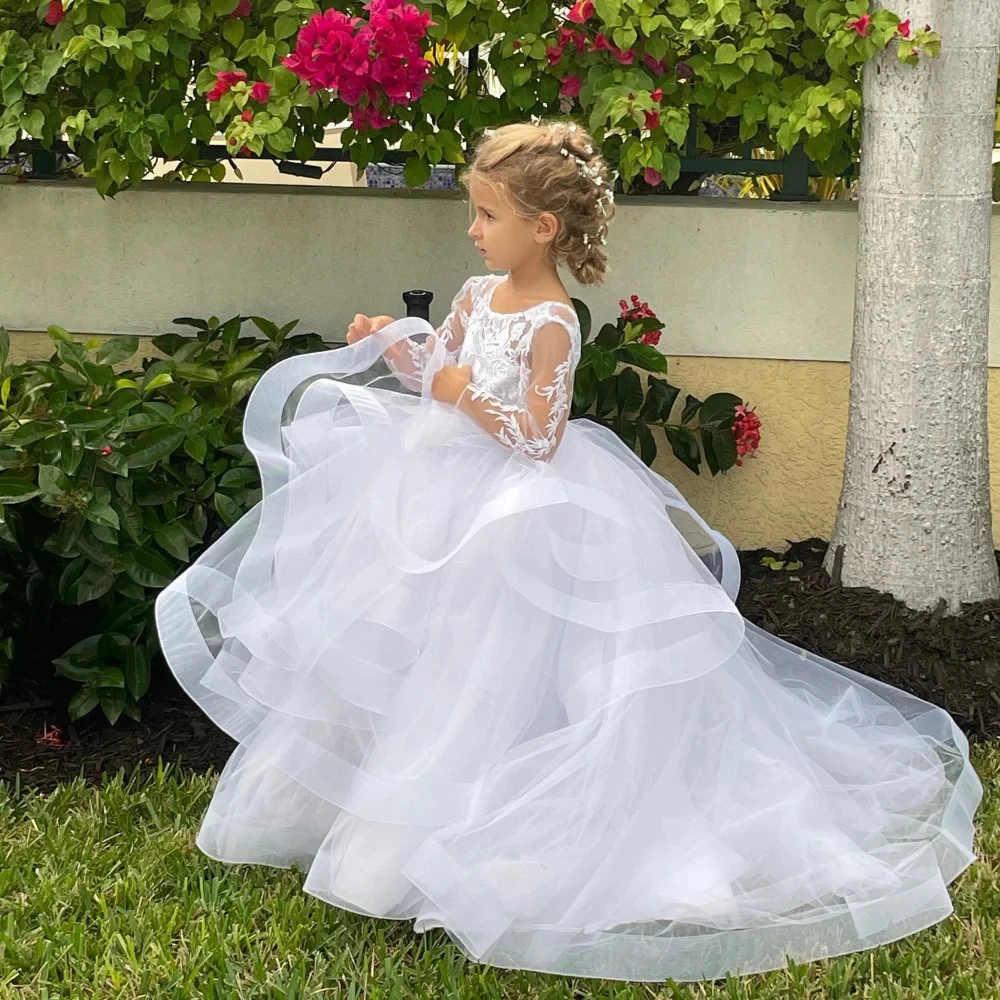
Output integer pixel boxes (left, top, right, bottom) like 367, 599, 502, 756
546, 45, 564, 66
560, 75, 582, 98
639, 330, 661, 346
207, 70, 247, 103
591, 33, 612, 52
250, 80, 272, 102
559, 27, 587, 53
732, 404, 762, 465
896, 18, 911, 38
242, 109, 254, 121
100, 445, 113, 456
567, 0, 594, 24
239, 144, 253, 157
611, 46, 635, 65
233, 0, 251, 16
643, 54, 668, 76
643, 167, 663, 187
650, 87, 663, 102
847, 14, 872, 36
43, 0, 64, 25
620, 294, 657, 321
644, 109, 660, 130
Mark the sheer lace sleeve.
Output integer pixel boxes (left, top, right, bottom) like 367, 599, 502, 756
382, 276, 483, 390
457, 317, 579, 461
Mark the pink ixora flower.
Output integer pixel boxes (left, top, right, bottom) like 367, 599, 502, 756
847, 13, 872, 36
732, 403, 762, 464
250, 80, 271, 103
43, 0, 65, 25
560, 75, 582, 98
567, 0, 594, 24
619, 295, 656, 321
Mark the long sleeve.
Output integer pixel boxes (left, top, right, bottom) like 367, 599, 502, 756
457, 320, 576, 461
382, 277, 481, 391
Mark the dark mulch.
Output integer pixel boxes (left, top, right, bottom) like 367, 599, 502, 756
2, 538, 998, 795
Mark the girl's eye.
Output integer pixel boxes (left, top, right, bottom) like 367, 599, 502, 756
483, 211, 494, 221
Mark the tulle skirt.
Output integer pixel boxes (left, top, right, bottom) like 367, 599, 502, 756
155, 321, 982, 982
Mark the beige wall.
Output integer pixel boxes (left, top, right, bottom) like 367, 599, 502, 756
4, 180, 999, 550
4, 177, 999, 366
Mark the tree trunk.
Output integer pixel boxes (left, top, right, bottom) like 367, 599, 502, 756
825, 0, 1000, 610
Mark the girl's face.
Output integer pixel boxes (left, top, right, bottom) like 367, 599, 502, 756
467, 174, 556, 272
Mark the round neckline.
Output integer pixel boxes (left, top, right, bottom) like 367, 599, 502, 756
485, 277, 574, 317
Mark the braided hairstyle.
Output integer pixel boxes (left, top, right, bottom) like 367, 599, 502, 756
464, 119, 616, 286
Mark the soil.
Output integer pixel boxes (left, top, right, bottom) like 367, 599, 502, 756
2, 539, 998, 795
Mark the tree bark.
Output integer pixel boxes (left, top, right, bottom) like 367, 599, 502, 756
825, 0, 1000, 610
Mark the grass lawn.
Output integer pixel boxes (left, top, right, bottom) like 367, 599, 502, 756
1, 741, 997, 1000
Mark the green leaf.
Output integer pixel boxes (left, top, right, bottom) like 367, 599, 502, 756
571, 299, 592, 344
698, 392, 742, 429
184, 436, 208, 463
68, 687, 101, 721
145, 0, 174, 18
636, 421, 657, 466
715, 43, 738, 65
594, 322, 621, 349
218, 467, 259, 489
222, 17, 245, 47
214, 492, 242, 526
100, 686, 127, 725
665, 425, 701, 475
0, 474, 40, 504
155, 524, 189, 561
681, 394, 702, 425
701, 426, 738, 474
124, 428, 185, 469
591, 349, 618, 381
618, 343, 668, 373
38, 464, 71, 497
124, 645, 151, 699
641, 376, 679, 423
85, 501, 121, 530
123, 547, 176, 588
615, 368, 643, 419
0, 328, 8, 369
403, 157, 432, 188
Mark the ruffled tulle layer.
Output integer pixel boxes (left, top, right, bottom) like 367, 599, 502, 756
155, 324, 981, 982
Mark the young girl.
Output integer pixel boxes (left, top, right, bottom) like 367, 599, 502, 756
156, 120, 981, 983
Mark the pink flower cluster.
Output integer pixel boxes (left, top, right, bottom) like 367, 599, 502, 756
731, 404, 762, 465
43, 0, 64, 25
620, 295, 662, 345
551, 1, 677, 104
282, 0, 432, 131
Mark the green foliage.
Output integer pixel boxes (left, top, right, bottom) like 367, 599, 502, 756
570, 297, 746, 474
0, 316, 325, 721
0, 0, 938, 194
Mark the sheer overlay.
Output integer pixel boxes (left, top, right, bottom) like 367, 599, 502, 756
155, 274, 981, 982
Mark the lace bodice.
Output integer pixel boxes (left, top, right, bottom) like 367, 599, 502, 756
390, 274, 581, 460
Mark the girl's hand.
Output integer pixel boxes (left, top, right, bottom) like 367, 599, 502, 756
347, 314, 395, 344
432, 364, 472, 406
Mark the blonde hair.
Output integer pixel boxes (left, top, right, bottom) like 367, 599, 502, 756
464, 119, 615, 286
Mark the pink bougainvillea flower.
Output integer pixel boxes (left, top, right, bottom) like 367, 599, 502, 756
207, 69, 248, 102
651, 87, 663, 102
847, 14, 872, 36
559, 27, 587, 53
611, 46, 635, 65
250, 80, 272, 102
546, 45, 564, 66
43, 0, 65, 25
233, 0, 251, 16
896, 18, 911, 37
644, 109, 660, 130
241, 109, 254, 121
567, 0, 594, 24
591, 32, 612, 52
239, 144, 253, 157
643, 54, 668, 76
560, 74, 582, 98
643, 167, 663, 187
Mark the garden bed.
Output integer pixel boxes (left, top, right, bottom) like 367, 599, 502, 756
2, 539, 998, 795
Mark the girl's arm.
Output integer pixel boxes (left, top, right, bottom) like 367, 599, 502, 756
451, 321, 575, 461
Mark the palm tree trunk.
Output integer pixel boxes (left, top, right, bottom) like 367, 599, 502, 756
825, 0, 1000, 610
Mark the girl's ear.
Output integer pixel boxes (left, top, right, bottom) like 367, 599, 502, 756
534, 212, 560, 245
